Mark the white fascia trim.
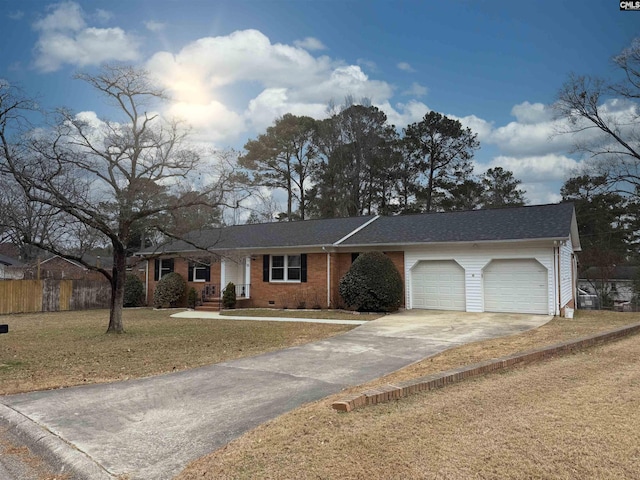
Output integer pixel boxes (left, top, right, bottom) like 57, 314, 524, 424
333, 215, 381, 246
338, 237, 571, 249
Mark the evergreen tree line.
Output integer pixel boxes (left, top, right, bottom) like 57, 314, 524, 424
239, 102, 526, 221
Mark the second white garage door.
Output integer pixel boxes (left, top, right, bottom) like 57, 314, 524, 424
411, 260, 465, 311
483, 259, 548, 314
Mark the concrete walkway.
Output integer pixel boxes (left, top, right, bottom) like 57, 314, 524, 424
171, 309, 369, 325
0, 311, 550, 480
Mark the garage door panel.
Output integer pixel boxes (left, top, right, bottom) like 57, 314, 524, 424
411, 260, 465, 311
484, 259, 548, 314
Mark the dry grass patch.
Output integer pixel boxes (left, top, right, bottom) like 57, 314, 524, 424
219, 309, 383, 321
176, 310, 640, 479
0, 308, 352, 395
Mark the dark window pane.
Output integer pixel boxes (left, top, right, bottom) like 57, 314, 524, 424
272, 256, 284, 268
288, 255, 301, 267
271, 268, 285, 280
195, 267, 207, 280
288, 268, 301, 280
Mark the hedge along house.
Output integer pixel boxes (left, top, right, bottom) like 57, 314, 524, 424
137, 202, 580, 316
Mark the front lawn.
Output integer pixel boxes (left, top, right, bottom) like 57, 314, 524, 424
0, 308, 353, 395
176, 310, 640, 479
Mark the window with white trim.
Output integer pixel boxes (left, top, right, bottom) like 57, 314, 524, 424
192, 265, 208, 282
271, 254, 301, 282
156, 258, 174, 280
188, 260, 210, 282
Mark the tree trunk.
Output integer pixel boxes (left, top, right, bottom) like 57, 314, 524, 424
426, 162, 435, 213
107, 247, 127, 333
287, 174, 293, 221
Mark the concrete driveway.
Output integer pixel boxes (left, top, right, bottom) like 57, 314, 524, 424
0, 310, 550, 480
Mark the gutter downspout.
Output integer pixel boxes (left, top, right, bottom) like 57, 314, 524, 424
554, 243, 561, 316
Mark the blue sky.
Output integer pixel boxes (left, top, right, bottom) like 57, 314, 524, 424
1, 0, 638, 204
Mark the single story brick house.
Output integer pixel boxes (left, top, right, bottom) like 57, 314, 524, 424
137, 202, 581, 316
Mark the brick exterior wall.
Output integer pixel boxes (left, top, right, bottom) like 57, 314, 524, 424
147, 257, 222, 306
249, 253, 327, 309
145, 251, 405, 309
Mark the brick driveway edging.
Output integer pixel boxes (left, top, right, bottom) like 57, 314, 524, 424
332, 321, 640, 412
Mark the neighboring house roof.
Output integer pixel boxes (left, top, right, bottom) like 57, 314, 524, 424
581, 266, 639, 281
139, 215, 376, 253
0, 243, 20, 259
137, 203, 578, 255
40, 255, 87, 270
340, 203, 577, 246
0, 253, 24, 267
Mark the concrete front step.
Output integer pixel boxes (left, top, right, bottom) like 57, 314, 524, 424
196, 301, 221, 312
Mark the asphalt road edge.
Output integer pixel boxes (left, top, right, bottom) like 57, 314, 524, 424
0, 403, 114, 480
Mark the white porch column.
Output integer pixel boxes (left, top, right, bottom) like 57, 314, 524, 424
245, 257, 251, 298
220, 259, 226, 297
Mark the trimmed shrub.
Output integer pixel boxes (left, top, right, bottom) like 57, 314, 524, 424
222, 282, 237, 309
123, 275, 145, 307
153, 272, 187, 308
339, 251, 403, 312
187, 287, 199, 309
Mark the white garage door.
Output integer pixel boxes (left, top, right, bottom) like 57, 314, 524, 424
484, 259, 548, 314
411, 260, 465, 311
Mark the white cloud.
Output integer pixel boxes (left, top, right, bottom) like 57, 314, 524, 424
446, 114, 494, 143
146, 29, 395, 142
33, 1, 85, 32
93, 9, 113, 23
489, 154, 580, 184
168, 100, 246, 143
519, 182, 563, 205
245, 88, 328, 132
32, 1, 140, 72
144, 20, 165, 32
357, 58, 377, 72
397, 61, 415, 72
402, 82, 428, 98
379, 100, 430, 128
510, 101, 553, 125
293, 37, 326, 51
488, 117, 572, 156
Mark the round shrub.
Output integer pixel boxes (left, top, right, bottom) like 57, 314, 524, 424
187, 287, 199, 309
124, 274, 145, 307
339, 251, 403, 312
153, 272, 187, 308
222, 282, 237, 309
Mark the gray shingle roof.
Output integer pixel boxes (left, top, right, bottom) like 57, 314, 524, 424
0, 253, 23, 266
140, 215, 375, 253
582, 265, 639, 281
339, 203, 576, 246
138, 203, 576, 255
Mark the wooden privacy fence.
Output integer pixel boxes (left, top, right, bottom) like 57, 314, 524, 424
0, 279, 111, 315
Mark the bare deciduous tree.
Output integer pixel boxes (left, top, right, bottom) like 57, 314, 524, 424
0, 66, 236, 333
555, 38, 640, 201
